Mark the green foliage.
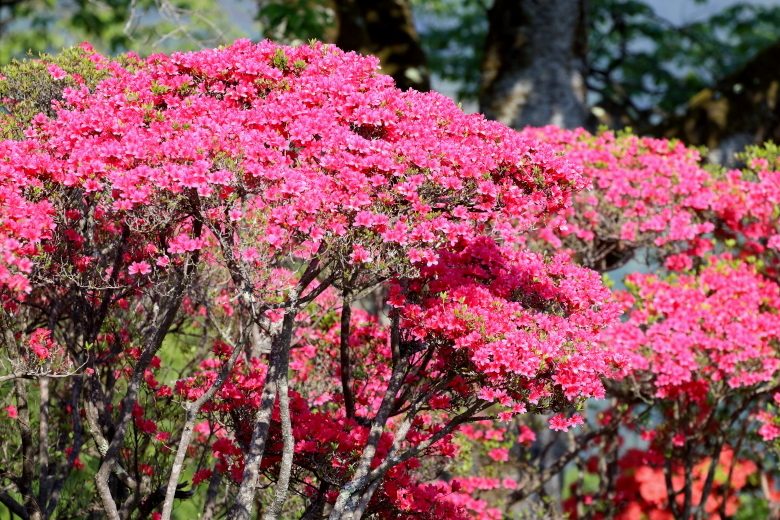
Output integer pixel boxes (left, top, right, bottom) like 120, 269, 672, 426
0, 46, 111, 139
258, 0, 334, 44
735, 493, 771, 520
411, 0, 487, 101
738, 141, 780, 172
0, 0, 251, 64
589, 0, 780, 127
271, 47, 290, 69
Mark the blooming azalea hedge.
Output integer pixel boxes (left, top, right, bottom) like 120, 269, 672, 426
449, 128, 780, 520
0, 41, 779, 520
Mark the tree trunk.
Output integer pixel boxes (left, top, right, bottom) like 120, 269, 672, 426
332, 0, 430, 92
480, 0, 588, 130
655, 40, 780, 166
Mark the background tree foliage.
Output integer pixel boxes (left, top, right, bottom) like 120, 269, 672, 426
588, 0, 780, 130
6, 0, 780, 154
0, 0, 250, 63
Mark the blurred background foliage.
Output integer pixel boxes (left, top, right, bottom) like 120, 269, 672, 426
587, 0, 780, 127
0, 0, 777, 130
0, 0, 253, 62
4, 0, 780, 133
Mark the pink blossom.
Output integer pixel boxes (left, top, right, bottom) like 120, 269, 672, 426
128, 261, 151, 275
487, 447, 509, 462
349, 245, 372, 264
229, 207, 243, 222
517, 425, 536, 445
28, 329, 54, 360
549, 413, 583, 432
240, 248, 259, 262
759, 423, 780, 442
47, 64, 67, 80
167, 234, 207, 254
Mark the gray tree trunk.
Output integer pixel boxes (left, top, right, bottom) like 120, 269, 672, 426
480, 0, 588, 130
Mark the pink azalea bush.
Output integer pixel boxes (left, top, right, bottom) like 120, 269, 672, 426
446, 127, 780, 520
519, 126, 717, 271
0, 41, 621, 520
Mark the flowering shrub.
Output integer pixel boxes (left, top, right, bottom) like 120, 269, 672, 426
608, 257, 780, 400
0, 41, 619, 520
564, 447, 759, 520
519, 126, 717, 271
443, 129, 780, 520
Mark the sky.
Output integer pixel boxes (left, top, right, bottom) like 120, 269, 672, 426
652, 0, 780, 23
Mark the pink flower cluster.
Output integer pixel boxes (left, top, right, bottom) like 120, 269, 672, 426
0, 39, 587, 303
397, 237, 625, 418
604, 257, 780, 399
28, 328, 56, 360
521, 126, 716, 264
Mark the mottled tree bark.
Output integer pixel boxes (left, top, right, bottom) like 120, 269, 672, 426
655, 41, 780, 166
480, 0, 588, 130
332, 0, 430, 92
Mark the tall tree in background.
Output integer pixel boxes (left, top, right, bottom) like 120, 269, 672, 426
415, 0, 780, 153
479, 0, 588, 129
474, 4, 589, 506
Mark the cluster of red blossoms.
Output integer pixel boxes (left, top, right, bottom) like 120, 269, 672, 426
1, 39, 780, 520
564, 447, 760, 520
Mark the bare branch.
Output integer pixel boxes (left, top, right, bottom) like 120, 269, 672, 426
160, 314, 249, 520
0, 491, 29, 520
